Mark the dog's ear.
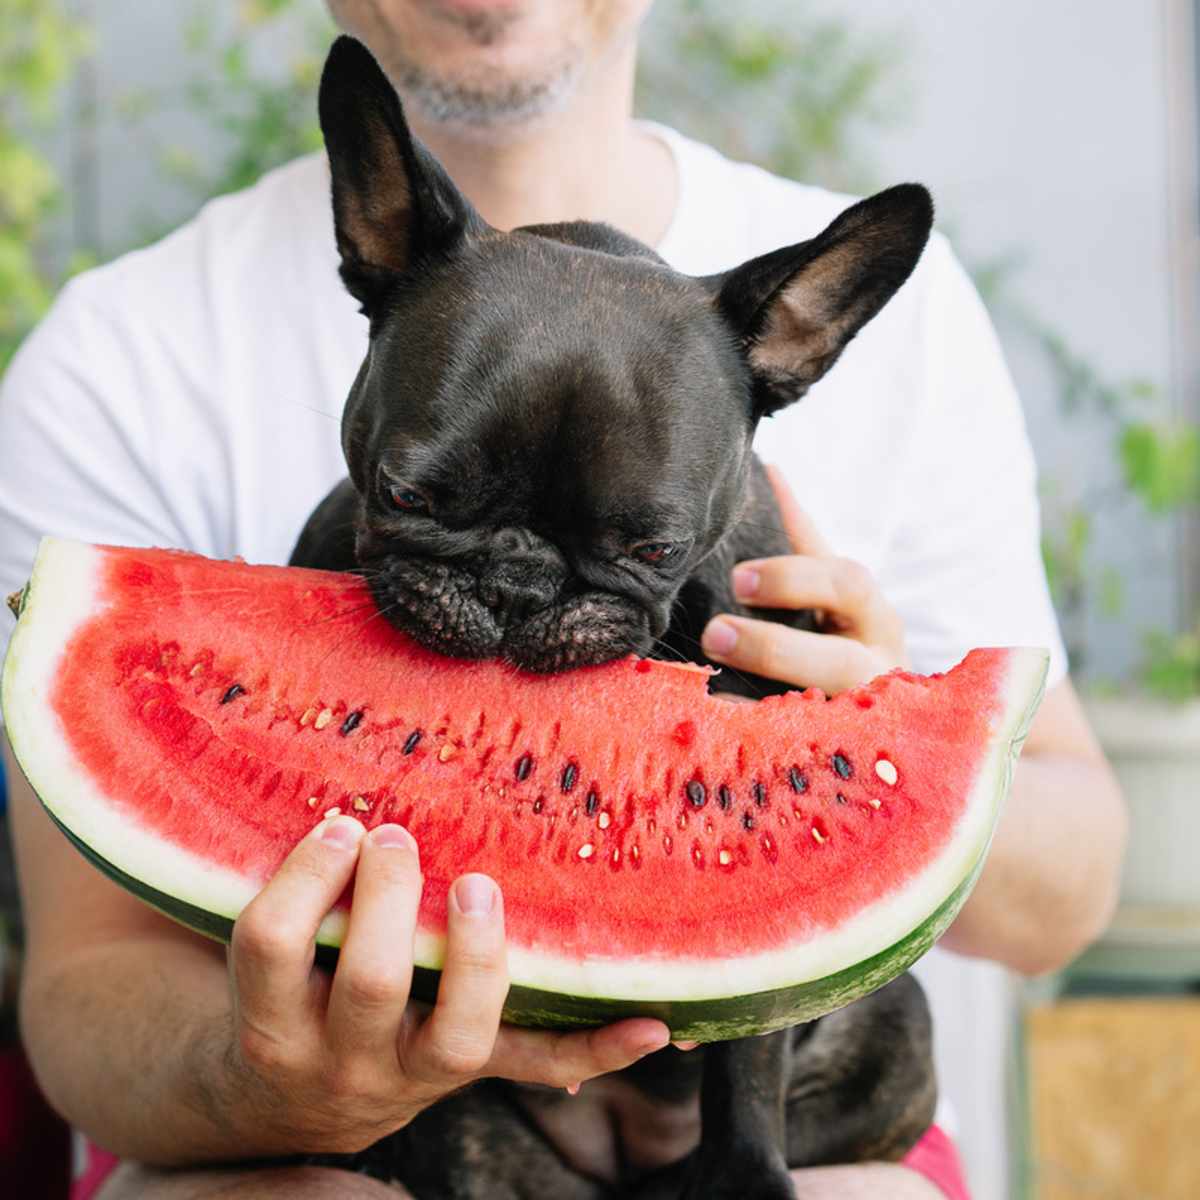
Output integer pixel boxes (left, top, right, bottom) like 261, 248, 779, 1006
318, 36, 484, 314
706, 184, 933, 419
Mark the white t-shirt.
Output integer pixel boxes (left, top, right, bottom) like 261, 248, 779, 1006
0, 122, 1064, 1194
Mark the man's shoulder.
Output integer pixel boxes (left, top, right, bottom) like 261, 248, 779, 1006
58, 153, 334, 322
654, 121, 955, 288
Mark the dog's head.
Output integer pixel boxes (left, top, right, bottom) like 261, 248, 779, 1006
318, 36, 932, 672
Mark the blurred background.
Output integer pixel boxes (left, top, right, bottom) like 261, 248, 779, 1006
1, 1, 1198, 1198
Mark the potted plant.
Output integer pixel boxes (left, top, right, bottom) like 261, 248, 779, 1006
1039, 368, 1200, 910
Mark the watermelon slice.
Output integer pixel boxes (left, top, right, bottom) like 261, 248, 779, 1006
2, 539, 1048, 1040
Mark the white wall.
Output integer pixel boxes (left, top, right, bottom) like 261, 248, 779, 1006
792, 0, 1184, 682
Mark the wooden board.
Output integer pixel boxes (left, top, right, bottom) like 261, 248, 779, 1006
1027, 998, 1200, 1198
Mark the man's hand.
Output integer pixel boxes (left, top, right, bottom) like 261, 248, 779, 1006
701, 465, 907, 693
225, 814, 671, 1156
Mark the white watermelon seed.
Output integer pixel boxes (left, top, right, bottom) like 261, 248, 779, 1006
306, 796, 319, 809
718, 849, 732, 866
352, 796, 369, 812
324, 806, 342, 820
869, 798, 882, 810
578, 843, 594, 860
875, 759, 898, 785
190, 663, 205, 677
598, 811, 611, 829
811, 827, 826, 845
299, 707, 316, 727
438, 744, 456, 762
314, 708, 333, 730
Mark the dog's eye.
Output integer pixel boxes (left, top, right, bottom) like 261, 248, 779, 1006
632, 541, 679, 565
389, 488, 429, 514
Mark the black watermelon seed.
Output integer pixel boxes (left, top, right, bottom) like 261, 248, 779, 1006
532, 797, 544, 814
220, 683, 245, 705
686, 780, 707, 808
718, 785, 733, 811
836, 792, 848, 805
752, 782, 767, 807
742, 811, 755, 831
340, 710, 364, 736
561, 763, 579, 793
789, 767, 808, 794
832, 753, 853, 779
585, 789, 600, 816
402, 729, 422, 755
515, 753, 534, 782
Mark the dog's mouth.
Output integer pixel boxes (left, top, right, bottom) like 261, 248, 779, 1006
362, 555, 654, 673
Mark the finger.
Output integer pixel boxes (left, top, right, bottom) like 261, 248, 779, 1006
490, 1018, 671, 1088
231, 815, 365, 1036
764, 464, 833, 557
408, 874, 508, 1084
326, 824, 423, 1057
733, 555, 901, 646
702, 616, 882, 694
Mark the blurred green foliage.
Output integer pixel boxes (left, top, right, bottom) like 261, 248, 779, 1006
1141, 624, 1200, 703
0, 0, 89, 368
637, 0, 908, 192
1030, 335, 1199, 699
157, 3, 333, 202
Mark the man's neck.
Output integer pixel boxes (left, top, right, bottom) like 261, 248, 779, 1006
405, 41, 677, 248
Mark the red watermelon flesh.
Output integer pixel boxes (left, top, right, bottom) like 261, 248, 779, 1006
2, 540, 1048, 1037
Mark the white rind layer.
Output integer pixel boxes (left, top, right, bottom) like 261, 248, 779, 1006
2, 537, 1049, 1002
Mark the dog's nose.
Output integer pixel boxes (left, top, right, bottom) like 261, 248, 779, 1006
480, 558, 561, 626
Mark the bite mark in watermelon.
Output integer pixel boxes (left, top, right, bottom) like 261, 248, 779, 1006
1, 539, 1048, 1040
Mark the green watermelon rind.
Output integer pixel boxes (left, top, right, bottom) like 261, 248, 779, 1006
43, 802, 985, 1040
2, 537, 1048, 1040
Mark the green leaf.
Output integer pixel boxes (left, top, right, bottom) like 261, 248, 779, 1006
1140, 627, 1200, 703
1119, 422, 1200, 513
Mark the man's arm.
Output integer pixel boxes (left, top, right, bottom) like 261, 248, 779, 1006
6, 736, 669, 1164
7, 737, 253, 1163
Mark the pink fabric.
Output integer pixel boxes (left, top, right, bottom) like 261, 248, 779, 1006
72, 1123, 970, 1198
71, 1140, 119, 1200
901, 1123, 972, 1200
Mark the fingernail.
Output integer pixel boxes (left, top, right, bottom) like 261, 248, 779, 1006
636, 1030, 671, 1056
565, 1081, 581, 1096
673, 1039, 700, 1052
320, 815, 365, 850
454, 873, 497, 916
732, 566, 760, 599
370, 823, 418, 853
703, 619, 738, 657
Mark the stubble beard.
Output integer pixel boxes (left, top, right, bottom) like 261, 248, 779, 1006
385, 8, 588, 130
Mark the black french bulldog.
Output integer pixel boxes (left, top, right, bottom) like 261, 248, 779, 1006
292, 36, 937, 1200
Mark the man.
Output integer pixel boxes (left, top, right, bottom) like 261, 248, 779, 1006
0, 2, 1125, 1197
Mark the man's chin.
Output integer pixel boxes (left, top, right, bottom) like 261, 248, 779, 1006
387, 47, 584, 130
